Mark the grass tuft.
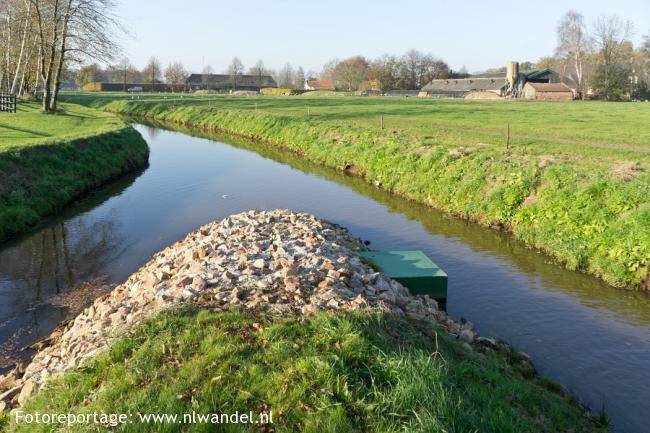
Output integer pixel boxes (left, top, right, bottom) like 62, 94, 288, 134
3, 308, 609, 433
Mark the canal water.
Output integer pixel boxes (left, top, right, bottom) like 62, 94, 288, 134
1, 123, 649, 432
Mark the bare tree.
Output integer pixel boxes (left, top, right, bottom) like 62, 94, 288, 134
19, 0, 121, 111
248, 59, 266, 88
641, 33, 650, 75
227, 56, 244, 90
333, 56, 368, 91
9, 0, 32, 94
31, 0, 66, 111
142, 56, 161, 91
556, 11, 592, 98
54, 0, 122, 110
75, 62, 101, 87
592, 14, 634, 100
164, 61, 187, 85
277, 63, 293, 88
293, 66, 305, 90
107, 57, 138, 91
368, 55, 398, 92
320, 58, 338, 82
201, 64, 214, 90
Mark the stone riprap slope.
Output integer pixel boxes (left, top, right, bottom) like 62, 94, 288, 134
0, 209, 489, 410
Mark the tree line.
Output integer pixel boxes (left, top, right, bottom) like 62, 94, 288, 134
0, 0, 121, 112
545, 11, 649, 100
75, 57, 187, 90
320, 51, 456, 92
2, 3, 649, 103
484, 12, 649, 100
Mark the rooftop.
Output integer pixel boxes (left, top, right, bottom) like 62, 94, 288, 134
186, 74, 277, 88
306, 80, 335, 88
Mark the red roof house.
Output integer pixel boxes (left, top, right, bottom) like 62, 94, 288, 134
304, 80, 336, 91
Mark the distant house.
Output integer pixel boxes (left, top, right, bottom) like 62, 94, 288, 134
186, 74, 277, 91
304, 80, 335, 91
522, 82, 575, 101
421, 62, 569, 99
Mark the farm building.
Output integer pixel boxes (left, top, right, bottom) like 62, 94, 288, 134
305, 80, 335, 90
421, 62, 571, 99
385, 90, 421, 97
186, 74, 277, 91
522, 82, 575, 100
421, 77, 507, 98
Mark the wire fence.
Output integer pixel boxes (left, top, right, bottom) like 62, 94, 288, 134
0, 93, 17, 113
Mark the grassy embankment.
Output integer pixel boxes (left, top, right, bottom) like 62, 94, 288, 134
1, 308, 609, 433
0, 101, 149, 241
66, 93, 650, 289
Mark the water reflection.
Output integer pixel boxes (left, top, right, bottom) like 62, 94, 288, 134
162, 120, 650, 330
0, 172, 141, 371
0, 121, 648, 432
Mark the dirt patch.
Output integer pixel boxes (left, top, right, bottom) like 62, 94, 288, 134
538, 155, 555, 169
344, 164, 361, 176
482, 175, 506, 197
449, 147, 473, 159
522, 193, 541, 207
612, 161, 644, 182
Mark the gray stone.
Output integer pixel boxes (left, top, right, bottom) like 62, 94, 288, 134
460, 329, 475, 344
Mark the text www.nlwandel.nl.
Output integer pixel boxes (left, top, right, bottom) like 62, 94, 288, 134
13, 410, 273, 427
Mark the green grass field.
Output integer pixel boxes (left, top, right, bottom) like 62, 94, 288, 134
63, 92, 650, 151
64, 92, 650, 289
0, 101, 126, 151
0, 101, 149, 240
1, 308, 609, 433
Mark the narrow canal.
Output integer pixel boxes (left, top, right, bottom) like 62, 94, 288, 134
1, 123, 649, 432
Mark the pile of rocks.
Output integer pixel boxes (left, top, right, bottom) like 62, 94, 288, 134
0, 209, 494, 410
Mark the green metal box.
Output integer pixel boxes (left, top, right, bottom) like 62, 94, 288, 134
359, 251, 448, 299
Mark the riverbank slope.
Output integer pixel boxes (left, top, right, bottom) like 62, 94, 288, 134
67, 93, 650, 289
0, 210, 608, 432
0, 101, 149, 241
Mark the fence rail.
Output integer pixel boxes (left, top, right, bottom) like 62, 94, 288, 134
0, 93, 17, 113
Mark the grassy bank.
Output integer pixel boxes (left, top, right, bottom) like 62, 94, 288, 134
65, 93, 650, 289
0, 101, 149, 241
1, 308, 609, 433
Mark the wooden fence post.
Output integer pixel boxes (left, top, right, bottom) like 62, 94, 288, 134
381, 114, 384, 130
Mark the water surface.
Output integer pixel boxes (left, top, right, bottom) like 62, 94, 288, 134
1, 123, 649, 432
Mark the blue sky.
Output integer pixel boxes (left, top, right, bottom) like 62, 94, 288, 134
116, 0, 650, 74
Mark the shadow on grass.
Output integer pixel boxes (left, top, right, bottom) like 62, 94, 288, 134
0, 123, 50, 138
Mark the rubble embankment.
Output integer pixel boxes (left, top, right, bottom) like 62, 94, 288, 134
0, 209, 512, 410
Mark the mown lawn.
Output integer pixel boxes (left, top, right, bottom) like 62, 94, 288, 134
0, 101, 125, 151
1, 308, 610, 433
0, 100, 148, 241
63, 92, 650, 150
63, 93, 650, 289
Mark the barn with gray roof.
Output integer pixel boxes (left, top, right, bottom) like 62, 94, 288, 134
186, 74, 277, 91
421, 63, 568, 99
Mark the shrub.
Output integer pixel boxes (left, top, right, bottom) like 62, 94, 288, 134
261, 87, 299, 96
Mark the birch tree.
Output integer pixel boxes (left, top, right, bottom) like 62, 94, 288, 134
556, 11, 592, 98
